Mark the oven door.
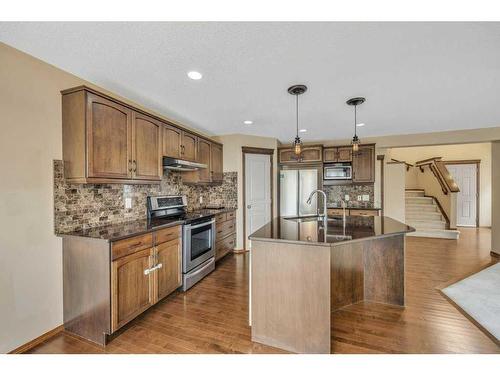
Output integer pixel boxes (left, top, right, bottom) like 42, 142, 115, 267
182, 219, 216, 273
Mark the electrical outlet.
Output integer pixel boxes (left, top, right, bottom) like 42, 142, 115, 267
344, 194, 350, 201
357, 195, 362, 201
125, 197, 132, 209
199, 196, 203, 204
362, 194, 369, 201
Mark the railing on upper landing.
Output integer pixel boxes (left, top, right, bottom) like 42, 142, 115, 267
414, 157, 460, 195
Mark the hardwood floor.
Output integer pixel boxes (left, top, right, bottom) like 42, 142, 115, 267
28, 228, 498, 354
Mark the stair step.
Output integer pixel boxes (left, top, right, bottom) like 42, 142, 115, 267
406, 204, 439, 212
406, 219, 446, 229
405, 197, 434, 204
406, 211, 442, 220
405, 190, 425, 197
407, 229, 460, 240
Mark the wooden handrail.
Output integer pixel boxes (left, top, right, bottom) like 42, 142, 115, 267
390, 158, 414, 171
416, 157, 460, 195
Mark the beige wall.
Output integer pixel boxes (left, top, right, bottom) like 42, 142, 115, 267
390, 143, 491, 227
214, 134, 279, 249
491, 142, 500, 255
383, 163, 406, 222
0, 43, 86, 352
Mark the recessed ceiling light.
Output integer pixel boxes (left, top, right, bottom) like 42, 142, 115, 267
356, 123, 365, 127
243, 120, 253, 125
299, 129, 307, 133
187, 71, 202, 80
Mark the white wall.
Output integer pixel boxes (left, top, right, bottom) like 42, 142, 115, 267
390, 143, 492, 227
214, 134, 279, 249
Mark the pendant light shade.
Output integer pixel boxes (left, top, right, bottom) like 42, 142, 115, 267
346, 97, 365, 152
288, 84, 307, 159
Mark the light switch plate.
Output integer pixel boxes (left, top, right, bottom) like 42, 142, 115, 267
344, 194, 350, 201
362, 194, 370, 201
125, 197, 132, 209
357, 195, 362, 201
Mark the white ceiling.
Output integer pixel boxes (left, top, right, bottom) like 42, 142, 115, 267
1, 22, 500, 142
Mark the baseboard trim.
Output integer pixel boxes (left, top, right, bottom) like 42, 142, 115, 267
491, 251, 500, 258
8, 324, 64, 354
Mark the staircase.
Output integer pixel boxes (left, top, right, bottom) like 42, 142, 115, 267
405, 189, 460, 239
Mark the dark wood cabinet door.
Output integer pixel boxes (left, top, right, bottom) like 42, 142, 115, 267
155, 239, 182, 301
301, 146, 323, 162
132, 112, 161, 180
162, 124, 182, 159
181, 132, 197, 161
352, 145, 375, 183
197, 139, 212, 182
211, 143, 223, 182
323, 147, 338, 162
111, 248, 154, 332
87, 93, 132, 179
337, 147, 352, 162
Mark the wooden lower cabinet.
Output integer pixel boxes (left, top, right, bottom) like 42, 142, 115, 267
111, 248, 154, 331
327, 208, 380, 217
155, 239, 182, 301
215, 210, 237, 261
63, 225, 182, 345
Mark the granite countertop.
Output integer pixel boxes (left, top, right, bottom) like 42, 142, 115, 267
249, 216, 414, 246
60, 207, 237, 241
326, 203, 382, 210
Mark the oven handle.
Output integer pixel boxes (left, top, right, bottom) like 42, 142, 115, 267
188, 219, 216, 230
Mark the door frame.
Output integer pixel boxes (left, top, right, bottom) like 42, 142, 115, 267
445, 160, 481, 227
242, 147, 274, 251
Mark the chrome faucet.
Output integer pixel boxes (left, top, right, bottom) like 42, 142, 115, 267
306, 189, 327, 217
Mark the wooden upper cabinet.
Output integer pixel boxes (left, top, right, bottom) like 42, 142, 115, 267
155, 239, 182, 301
324, 146, 352, 163
181, 131, 197, 161
197, 139, 212, 182
279, 145, 323, 164
111, 248, 154, 332
352, 144, 375, 183
87, 93, 132, 179
337, 147, 352, 162
162, 123, 182, 159
211, 143, 223, 183
132, 112, 161, 181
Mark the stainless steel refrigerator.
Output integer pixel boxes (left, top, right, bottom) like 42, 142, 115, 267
279, 167, 321, 217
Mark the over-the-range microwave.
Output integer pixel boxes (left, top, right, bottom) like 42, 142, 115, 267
324, 163, 352, 180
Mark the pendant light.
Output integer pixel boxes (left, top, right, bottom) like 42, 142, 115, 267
346, 97, 365, 152
288, 84, 307, 158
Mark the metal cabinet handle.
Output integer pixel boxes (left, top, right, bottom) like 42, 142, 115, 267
154, 263, 163, 271
132, 160, 137, 172
144, 268, 152, 276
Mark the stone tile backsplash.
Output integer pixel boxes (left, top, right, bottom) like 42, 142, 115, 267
323, 184, 375, 207
54, 160, 237, 234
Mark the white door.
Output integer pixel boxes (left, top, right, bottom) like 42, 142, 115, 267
447, 164, 477, 227
245, 153, 272, 250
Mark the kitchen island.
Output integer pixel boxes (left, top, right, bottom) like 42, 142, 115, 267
249, 215, 414, 353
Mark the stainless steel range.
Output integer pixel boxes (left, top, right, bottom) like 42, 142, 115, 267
147, 195, 216, 291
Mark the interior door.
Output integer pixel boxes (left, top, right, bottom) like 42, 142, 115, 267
447, 164, 477, 226
245, 153, 272, 250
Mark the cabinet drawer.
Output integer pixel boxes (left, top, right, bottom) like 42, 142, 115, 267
155, 225, 181, 245
216, 233, 236, 260
112, 233, 153, 260
327, 208, 345, 216
216, 219, 236, 239
215, 212, 227, 223
350, 209, 379, 217
226, 210, 236, 220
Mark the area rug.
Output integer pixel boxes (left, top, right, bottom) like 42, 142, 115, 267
441, 262, 500, 345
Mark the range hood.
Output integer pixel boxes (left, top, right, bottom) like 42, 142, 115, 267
163, 157, 207, 172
